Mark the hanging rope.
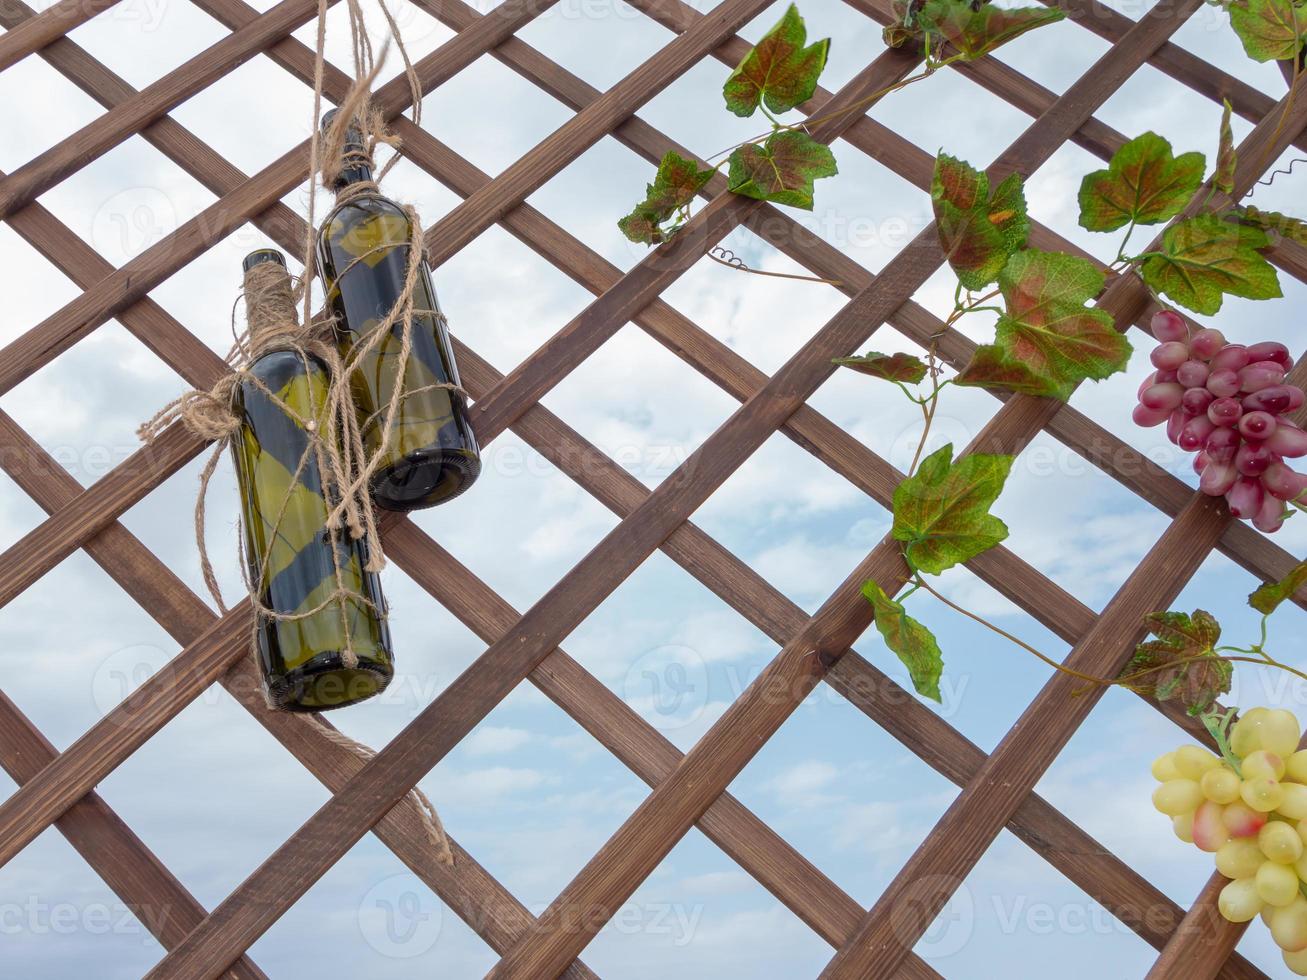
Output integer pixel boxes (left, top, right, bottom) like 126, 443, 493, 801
139, 0, 455, 866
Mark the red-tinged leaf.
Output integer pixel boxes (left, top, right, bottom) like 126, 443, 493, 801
834, 351, 929, 384
863, 579, 943, 702
956, 249, 1132, 400
1140, 213, 1282, 315
727, 130, 838, 210
1239, 205, 1307, 247
1077, 132, 1206, 232
1216, 100, 1237, 196
932, 152, 1029, 290
1228, 0, 1307, 62
1249, 560, 1307, 614
723, 3, 830, 118
1123, 610, 1231, 716
892, 443, 1013, 574
918, 0, 1064, 59
618, 151, 715, 245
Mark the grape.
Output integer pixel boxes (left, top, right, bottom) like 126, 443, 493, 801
1224, 800, 1269, 837
1212, 345, 1252, 372
1266, 422, 1307, 458
1279, 783, 1307, 820
1242, 775, 1285, 813
1208, 397, 1243, 427
1285, 946, 1307, 976
1226, 477, 1265, 519
1203, 767, 1242, 804
1141, 382, 1185, 411
1207, 368, 1241, 398
1154, 778, 1204, 815
1245, 384, 1306, 414
1194, 452, 1210, 476
1182, 386, 1215, 414
1255, 493, 1288, 534
1239, 411, 1278, 441
1244, 750, 1287, 781
1236, 442, 1275, 477
1264, 461, 1307, 500
1287, 750, 1307, 783
1270, 898, 1307, 952
1174, 812, 1194, 843
1259, 820, 1303, 863
1217, 838, 1267, 879
1258, 859, 1301, 906
1132, 403, 1170, 427
1240, 361, 1287, 392
1233, 708, 1271, 756
1199, 461, 1238, 496
1152, 751, 1181, 781
1166, 409, 1189, 445
1194, 800, 1231, 851
1177, 360, 1210, 388
1179, 415, 1216, 452
1175, 745, 1221, 778
1258, 710, 1301, 758
1151, 309, 1189, 342
1220, 877, 1264, 921
1152, 342, 1190, 370
1205, 426, 1240, 462
1247, 341, 1293, 370
1191, 328, 1227, 359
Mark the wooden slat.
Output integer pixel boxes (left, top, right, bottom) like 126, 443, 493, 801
0, 0, 124, 73
0, 690, 268, 980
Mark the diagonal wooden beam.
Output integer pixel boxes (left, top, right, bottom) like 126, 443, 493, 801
0, 0, 125, 72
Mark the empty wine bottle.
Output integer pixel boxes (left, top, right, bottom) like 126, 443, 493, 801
231, 248, 393, 711
316, 109, 480, 511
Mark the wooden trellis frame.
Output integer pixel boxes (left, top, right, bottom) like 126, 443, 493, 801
0, 0, 1304, 973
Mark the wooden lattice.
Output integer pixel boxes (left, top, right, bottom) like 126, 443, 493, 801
0, 0, 1305, 975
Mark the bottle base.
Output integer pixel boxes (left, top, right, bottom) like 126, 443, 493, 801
372, 447, 481, 512
267, 658, 392, 712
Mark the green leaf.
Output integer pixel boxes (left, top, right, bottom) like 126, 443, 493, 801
1216, 100, 1237, 196
932, 153, 1029, 291
723, 3, 830, 118
833, 351, 929, 384
863, 580, 943, 702
1124, 610, 1231, 716
727, 130, 838, 210
1228, 0, 1307, 63
1139, 213, 1282, 315
1076, 132, 1206, 232
618, 151, 715, 245
955, 249, 1132, 400
892, 443, 1013, 575
1239, 205, 1307, 246
1249, 560, 1307, 615
917, 0, 1065, 59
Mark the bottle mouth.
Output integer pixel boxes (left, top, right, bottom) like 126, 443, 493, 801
243, 248, 286, 273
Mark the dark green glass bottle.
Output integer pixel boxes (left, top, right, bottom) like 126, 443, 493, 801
231, 248, 393, 711
316, 110, 481, 511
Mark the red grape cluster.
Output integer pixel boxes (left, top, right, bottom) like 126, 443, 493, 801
1134, 310, 1305, 533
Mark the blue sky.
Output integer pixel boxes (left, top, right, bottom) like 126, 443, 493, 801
1, 0, 1307, 976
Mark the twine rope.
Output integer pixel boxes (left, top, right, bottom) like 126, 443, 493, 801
138, 0, 457, 863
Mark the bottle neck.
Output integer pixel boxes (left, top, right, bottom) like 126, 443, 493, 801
333, 158, 374, 192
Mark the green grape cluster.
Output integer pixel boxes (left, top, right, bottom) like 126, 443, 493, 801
1153, 708, 1307, 972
